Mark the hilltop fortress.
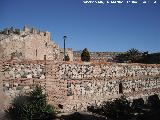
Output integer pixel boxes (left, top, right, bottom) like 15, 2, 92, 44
0, 26, 160, 112
0, 26, 121, 62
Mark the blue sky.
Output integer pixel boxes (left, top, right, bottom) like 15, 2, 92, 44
0, 0, 160, 53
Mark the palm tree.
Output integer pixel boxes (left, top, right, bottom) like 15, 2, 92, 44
126, 48, 142, 63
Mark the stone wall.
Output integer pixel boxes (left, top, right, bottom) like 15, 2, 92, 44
59, 48, 74, 61
1, 60, 46, 104
73, 51, 123, 62
0, 26, 60, 61
58, 62, 160, 111
59, 62, 160, 80
61, 76, 160, 111
2, 61, 46, 79
0, 60, 65, 111
0, 60, 160, 112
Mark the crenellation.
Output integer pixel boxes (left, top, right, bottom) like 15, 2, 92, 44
23, 25, 30, 33
31, 28, 37, 34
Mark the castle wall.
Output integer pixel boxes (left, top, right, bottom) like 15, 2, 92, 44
59, 62, 160, 80
22, 31, 59, 60
0, 27, 60, 61
60, 48, 74, 61
0, 60, 65, 111
1, 60, 160, 112
58, 62, 160, 111
0, 34, 25, 60
73, 51, 122, 62
23, 34, 55, 60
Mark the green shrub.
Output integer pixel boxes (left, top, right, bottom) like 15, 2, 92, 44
115, 48, 142, 63
6, 85, 56, 120
131, 98, 145, 113
65, 54, 70, 61
147, 94, 160, 109
81, 48, 90, 62
101, 96, 132, 120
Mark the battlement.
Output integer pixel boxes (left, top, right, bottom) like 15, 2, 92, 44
0, 26, 51, 38
0, 27, 21, 35
23, 25, 51, 37
23, 25, 30, 33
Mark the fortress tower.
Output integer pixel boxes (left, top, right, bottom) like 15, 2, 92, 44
0, 26, 60, 61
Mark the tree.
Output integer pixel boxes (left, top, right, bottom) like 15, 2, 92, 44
138, 51, 149, 63
65, 54, 70, 61
131, 98, 145, 113
147, 53, 160, 64
126, 48, 142, 63
114, 53, 128, 63
6, 85, 56, 120
81, 48, 90, 62
101, 96, 132, 120
147, 94, 160, 109
114, 48, 142, 63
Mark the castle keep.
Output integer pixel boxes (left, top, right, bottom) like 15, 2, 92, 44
0, 26, 160, 112
0, 26, 59, 61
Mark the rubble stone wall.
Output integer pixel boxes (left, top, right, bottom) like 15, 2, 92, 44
58, 62, 160, 111
0, 61, 160, 112
1, 60, 47, 104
